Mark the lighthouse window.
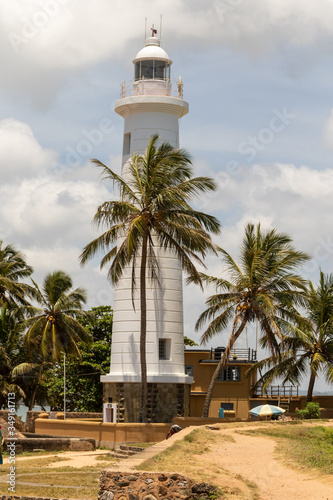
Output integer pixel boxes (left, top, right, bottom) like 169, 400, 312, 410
135, 60, 170, 81
159, 339, 171, 360
123, 133, 131, 156
141, 60, 154, 79
155, 60, 167, 80
135, 62, 141, 80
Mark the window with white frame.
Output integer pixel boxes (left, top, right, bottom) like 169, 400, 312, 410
217, 366, 241, 381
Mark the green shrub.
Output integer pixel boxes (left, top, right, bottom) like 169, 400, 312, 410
296, 402, 321, 419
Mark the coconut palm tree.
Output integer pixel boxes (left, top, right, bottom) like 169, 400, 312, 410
24, 270, 91, 362
80, 134, 221, 421
0, 306, 26, 408
0, 241, 34, 306
251, 271, 333, 402
193, 223, 310, 417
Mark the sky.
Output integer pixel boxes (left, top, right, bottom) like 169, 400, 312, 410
1, 0, 333, 392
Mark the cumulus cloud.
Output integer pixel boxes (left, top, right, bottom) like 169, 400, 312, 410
0, 119, 56, 180
202, 162, 333, 279
0, 118, 114, 305
1, 0, 333, 103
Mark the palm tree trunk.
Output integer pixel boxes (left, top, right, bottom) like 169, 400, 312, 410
139, 230, 148, 423
306, 370, 316, 402
202, 320, 247, 418
29, 364, 44, 410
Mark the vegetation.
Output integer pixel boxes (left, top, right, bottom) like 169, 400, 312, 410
0, 306, 26, 408
296, 402, 321, 419
192, 223, 310, 417
80, 134, 220, 421
251, 271, 333, 402
0, 454, 110, 499
12, 271, 91, 409
40, 306, 113, 412
242, 423, 333, 475
0, 241, 34, 307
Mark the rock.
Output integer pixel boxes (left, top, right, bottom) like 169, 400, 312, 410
98, 491, 114, 500
115, 480, 130, 487
177, 481, 188, 488
145, 478, 154, 484
69, 439, 93, 451
192, 482, 217, 495
142, 495, 157, 500
126, 474, 139, 481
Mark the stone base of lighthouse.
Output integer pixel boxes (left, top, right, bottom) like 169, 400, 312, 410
103, 382, 190, 423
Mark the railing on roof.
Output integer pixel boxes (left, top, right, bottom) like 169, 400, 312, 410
208, 347, 257, 363
251, 384, 299, 399
120, 78, 184, 99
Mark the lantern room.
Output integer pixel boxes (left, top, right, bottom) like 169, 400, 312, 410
132, 33, 172, 97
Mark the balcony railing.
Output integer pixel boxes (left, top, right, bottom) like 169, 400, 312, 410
120, 78, 184, 99
198, 347, 257, 364
251, 384, 299, 399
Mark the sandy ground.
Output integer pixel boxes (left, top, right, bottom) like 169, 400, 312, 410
202, 423, 333, 500
3, 423, 333, 498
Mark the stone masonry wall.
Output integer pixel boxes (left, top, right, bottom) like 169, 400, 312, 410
25, 411, 103, 432
103, 383, 190, 423
98, 471, 218, 500
0, 411, 24, 433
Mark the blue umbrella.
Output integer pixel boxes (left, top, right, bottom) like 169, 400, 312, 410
249, 404, 286, 417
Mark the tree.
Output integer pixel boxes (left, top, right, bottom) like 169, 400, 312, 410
0, 241, 34, 306
41, 306, 113, 411
252, 271, 333, 402
13, 271, 91, 408
194, 223, 310, 417
80, 135, 220, 421
25, 270, 91, 361
0, 306, 26, 408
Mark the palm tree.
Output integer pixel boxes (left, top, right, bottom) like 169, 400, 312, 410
80, 134, 220, 421
193, 223, 310, 417
25, 270, 91, 362
252, 271, 333, 402
0, 241, 34, 306
0, 306, 26, 408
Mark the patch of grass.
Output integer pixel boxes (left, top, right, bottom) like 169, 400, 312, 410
136, 429, 238, 498
240, 423, 333, 475
0, 470, 99, 499
125, 441, 156, 448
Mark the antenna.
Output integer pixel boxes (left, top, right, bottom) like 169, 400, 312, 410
160, 14, 163, 40
145, 17, 147, 41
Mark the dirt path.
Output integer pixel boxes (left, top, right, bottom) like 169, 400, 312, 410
202, 424, 333, 500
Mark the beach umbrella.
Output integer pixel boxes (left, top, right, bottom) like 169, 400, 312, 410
249, 404, 286, 417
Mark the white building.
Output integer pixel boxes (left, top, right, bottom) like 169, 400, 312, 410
101, 30, 193, 423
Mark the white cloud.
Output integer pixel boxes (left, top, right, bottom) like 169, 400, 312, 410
0, 118, 115, 307
0, 119, 56, 180
2, 0, 333, 103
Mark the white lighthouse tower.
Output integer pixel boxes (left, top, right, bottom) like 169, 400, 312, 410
101, 29, 193, 423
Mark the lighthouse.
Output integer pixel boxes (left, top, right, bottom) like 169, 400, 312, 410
101, 29, 193, 423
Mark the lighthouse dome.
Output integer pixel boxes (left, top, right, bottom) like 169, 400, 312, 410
133, 37, 172, 64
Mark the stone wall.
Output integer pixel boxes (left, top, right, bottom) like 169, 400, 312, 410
2, 437, 95, 453
0, 411, 24, 432
98, 471, 218, 500
25, 411, 103, 432
103, 382, 190, 423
